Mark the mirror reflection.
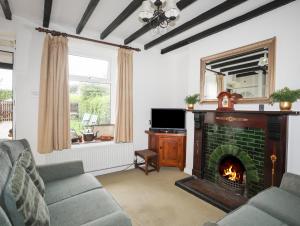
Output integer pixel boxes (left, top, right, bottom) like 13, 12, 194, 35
200, 38, 275, 103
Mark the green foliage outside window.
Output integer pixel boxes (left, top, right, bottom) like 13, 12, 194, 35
0, 90, 12, 101
70, 83, 110, 134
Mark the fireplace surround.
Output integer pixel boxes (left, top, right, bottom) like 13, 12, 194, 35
176, 110, 299, 212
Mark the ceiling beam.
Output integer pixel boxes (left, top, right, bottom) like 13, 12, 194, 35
100, 0, 144, 39
228, 66, 265, 75
144, 0, 247, 50
207, 48, 266, 65
161, 0, 295, 54
43, 0, 53, 28
210, 53, 264, 69
0, 0, 12, 20
236, 71, 258, 77
124, 0, 197, 45
76, 0, 101, 34
221, 62, 259, 72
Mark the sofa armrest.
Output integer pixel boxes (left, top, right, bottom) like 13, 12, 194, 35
37, 160, 84, 183
280, 172, 300, 197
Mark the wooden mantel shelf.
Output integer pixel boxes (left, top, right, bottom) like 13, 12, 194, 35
192, 110, 300, 115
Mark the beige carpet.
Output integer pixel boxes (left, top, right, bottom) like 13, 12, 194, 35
97, 167, 225, 226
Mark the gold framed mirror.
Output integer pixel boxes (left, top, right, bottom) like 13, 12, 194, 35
200, 37, 276, 104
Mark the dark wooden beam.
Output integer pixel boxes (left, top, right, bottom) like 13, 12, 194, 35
124, 0, 196, 45
100, 0, 143, 39
144, 0, 247, 50
207, 48, 266, 65
236, 71, 258, 78
0, 0, 12, 20
43, 0, 53, 28
0, 62, 13, 70
228, 66, 264, 75
211, 53, 264, 69
220, 62, 259, 72
161, 0, 295, 54
76, 0, 101, 34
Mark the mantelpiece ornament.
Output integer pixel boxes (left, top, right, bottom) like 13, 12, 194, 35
270, 154, 277, 186
216, 116, 249, 122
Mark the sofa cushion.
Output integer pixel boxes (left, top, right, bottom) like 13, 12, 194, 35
280, 172, 300, 197
217, 205, 287, 226
0, 148, 12, 206
249, 187, 300, 226
4, 161, 50, 226
45, 173, 102, 205
48, 188, 122, 226
0, 206, 12, 226
18, 150, 45, 197
0, 139, 31, 164
81, 211, 132, 226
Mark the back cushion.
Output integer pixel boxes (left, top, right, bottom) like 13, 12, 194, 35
4, 161, 50, 226
0, 148, 12, 205
0, 139, 33, 164
18, 151, 45, 197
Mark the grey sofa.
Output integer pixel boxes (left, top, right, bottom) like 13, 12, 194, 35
204, 173, 300, 226
0, 139, 132, 226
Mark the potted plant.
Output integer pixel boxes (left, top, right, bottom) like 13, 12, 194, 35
185, 94, 200, 110
270, 87, 300, 111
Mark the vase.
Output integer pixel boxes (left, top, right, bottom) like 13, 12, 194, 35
279, 101, 292, 111
187, 104, 194, 110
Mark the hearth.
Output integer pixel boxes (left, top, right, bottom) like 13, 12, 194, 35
176, 110, 299, 212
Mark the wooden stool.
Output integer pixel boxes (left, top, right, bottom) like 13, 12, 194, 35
134, 149, 159, 175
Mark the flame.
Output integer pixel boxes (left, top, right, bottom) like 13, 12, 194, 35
223, 165, 241, 182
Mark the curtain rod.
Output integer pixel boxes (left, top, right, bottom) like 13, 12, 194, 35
35, 27, 141, 52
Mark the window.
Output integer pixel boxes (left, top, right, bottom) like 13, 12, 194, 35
0, 51, 14, 139
69, 55, 111, 135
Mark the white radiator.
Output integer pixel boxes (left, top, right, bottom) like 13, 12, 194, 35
42, 142, 135, 175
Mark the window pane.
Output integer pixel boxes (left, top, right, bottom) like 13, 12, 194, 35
70, 81, 111, 134
69, 55, 109, 79
0, 68, 13, 139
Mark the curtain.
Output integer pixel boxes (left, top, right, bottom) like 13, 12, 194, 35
216, 74, 224, 94
37, 35, 70, 154
115, 48, 133, 143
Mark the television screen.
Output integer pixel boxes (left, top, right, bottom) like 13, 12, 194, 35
151, 108, 186, 130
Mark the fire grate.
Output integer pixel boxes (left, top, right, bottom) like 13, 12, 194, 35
217, 174, 245, 195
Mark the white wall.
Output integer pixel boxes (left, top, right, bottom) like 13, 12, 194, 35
168, 1, 300, 175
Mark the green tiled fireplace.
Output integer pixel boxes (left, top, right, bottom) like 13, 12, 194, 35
204, 124, 263, 197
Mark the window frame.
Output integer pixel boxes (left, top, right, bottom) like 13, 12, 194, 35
68, 53, 113, 125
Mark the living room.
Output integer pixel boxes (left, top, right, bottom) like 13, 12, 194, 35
0, 0, 300, 226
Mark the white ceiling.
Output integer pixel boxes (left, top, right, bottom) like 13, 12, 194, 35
1, 0, 291, 49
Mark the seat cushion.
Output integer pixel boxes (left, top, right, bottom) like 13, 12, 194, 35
48, 188, 122, 226
81, 211, 132, 226
45, 173, 102, 205
249, 187, 300, 226
0, 206, 12, 226
4, 161, 50, 226
218, 204, 287, 226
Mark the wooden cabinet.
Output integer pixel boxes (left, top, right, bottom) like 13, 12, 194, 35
145, 131, 186, 171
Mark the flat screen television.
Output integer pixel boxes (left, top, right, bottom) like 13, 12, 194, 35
150, 108, 186, 132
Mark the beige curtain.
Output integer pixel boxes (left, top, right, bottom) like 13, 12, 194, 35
37, 35, 70, 154
216, 74, 224, 94
115, 48, 133, 143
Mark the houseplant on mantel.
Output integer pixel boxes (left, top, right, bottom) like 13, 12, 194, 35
185, 94, 200, 110
270, 87, 300, 111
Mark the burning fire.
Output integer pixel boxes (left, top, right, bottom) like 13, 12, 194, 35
223, 165, 241, 182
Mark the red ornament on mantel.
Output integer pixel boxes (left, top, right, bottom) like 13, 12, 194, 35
217, 92, 242, 111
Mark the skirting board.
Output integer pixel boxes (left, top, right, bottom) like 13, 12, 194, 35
184, 167, 193, 175
89, 164, 135, 176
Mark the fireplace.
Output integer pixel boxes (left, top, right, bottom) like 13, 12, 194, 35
175, 110, 299, 212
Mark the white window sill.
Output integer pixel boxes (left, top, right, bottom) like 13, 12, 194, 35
70, 141, 132, 149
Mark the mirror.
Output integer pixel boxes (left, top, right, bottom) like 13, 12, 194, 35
200, 38, 275, 103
